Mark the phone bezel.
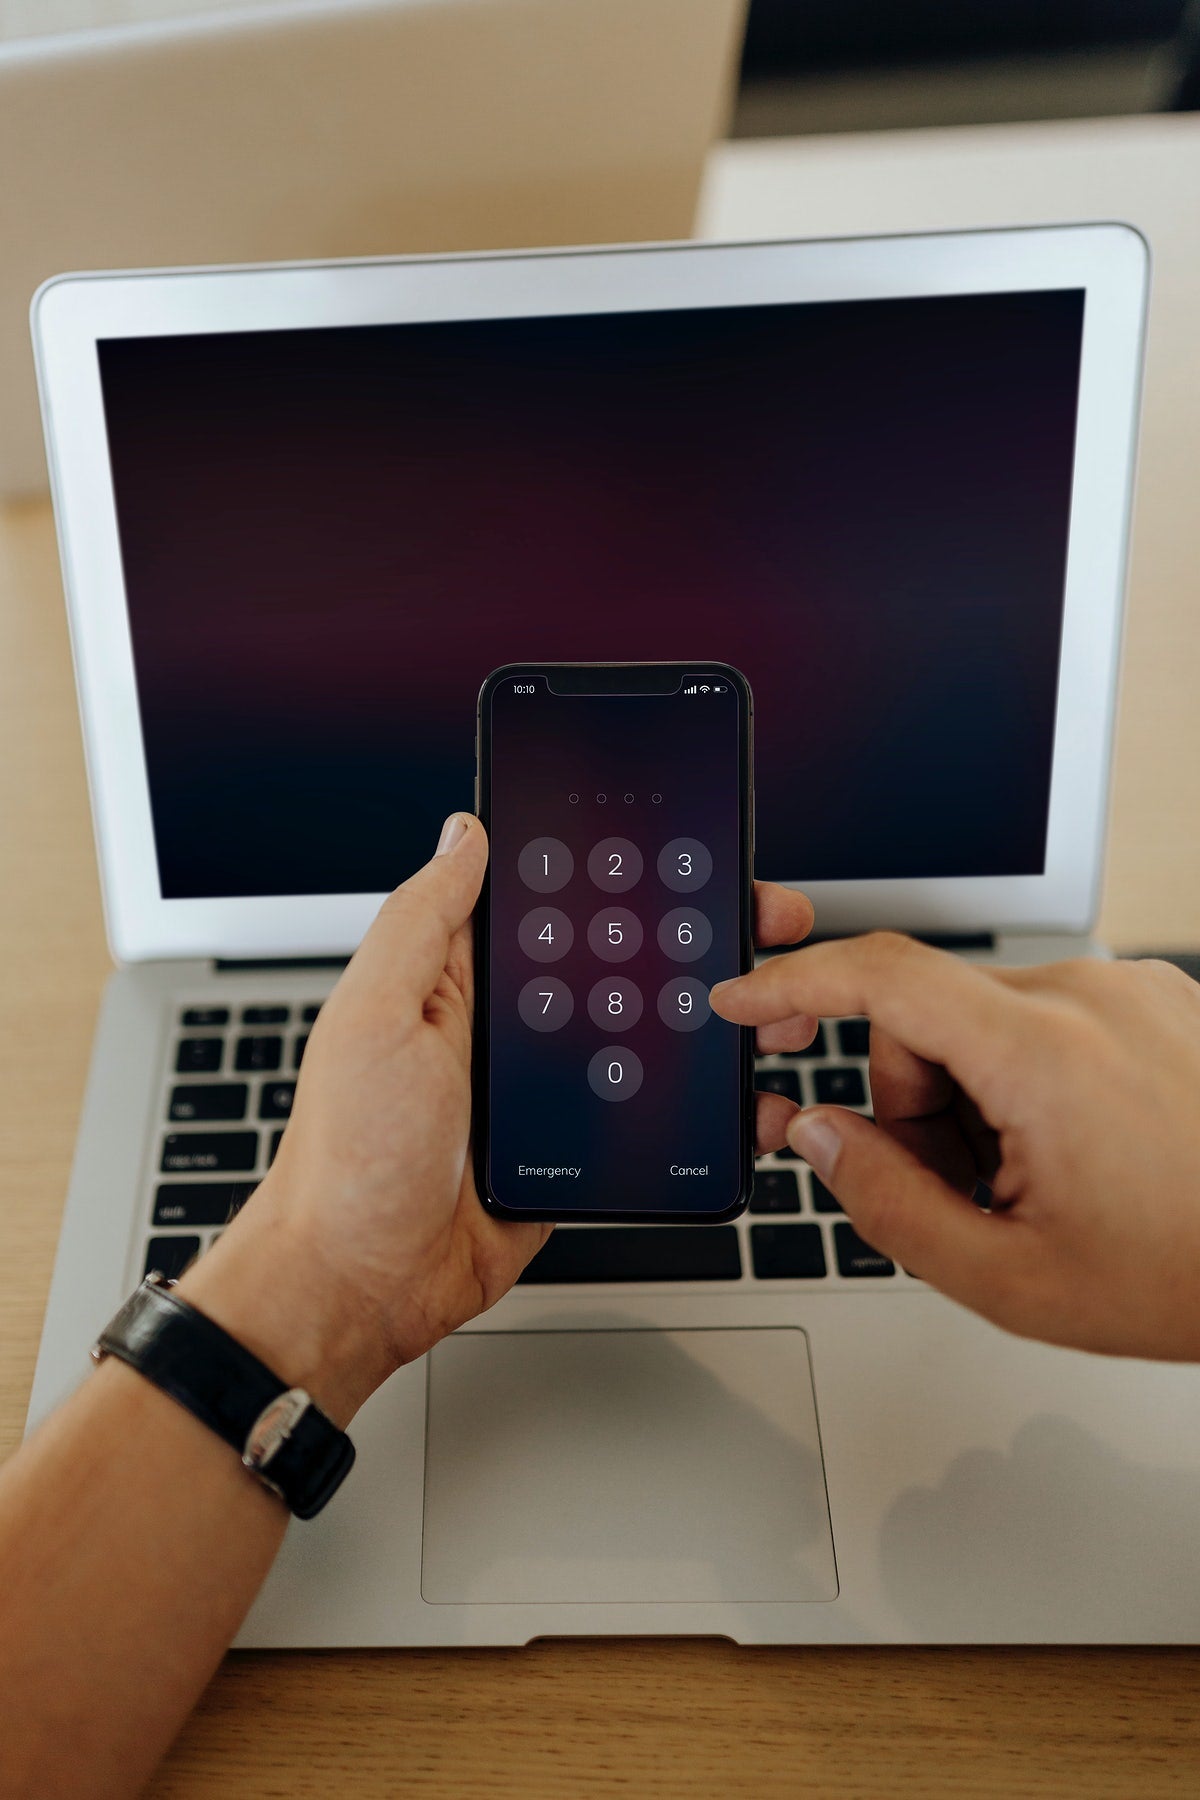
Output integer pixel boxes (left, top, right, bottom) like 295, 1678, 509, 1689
473, 660, 755, 1225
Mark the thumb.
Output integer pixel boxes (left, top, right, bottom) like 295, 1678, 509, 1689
788, 1107, 1006, 1313
359, 813, 489, 999
400, 811, 489, 932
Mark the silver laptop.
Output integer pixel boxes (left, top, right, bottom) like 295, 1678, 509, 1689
0, 0, 742, 495
29, 231, 1200, 1646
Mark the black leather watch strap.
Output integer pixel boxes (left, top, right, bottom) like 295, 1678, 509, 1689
93, 1274, 355, 1519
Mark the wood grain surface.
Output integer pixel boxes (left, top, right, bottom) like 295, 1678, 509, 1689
5, 118, 1200, 1794
161, 1642, 1200, 1798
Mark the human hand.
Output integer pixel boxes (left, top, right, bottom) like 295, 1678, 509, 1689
181, 818, 816, 1423
180, 812, 544, 1424
712, 934, 1200, 1361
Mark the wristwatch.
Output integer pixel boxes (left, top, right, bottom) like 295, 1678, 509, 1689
92, 1272, 356, 1519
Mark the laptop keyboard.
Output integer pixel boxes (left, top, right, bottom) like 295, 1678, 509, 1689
140, 1000, 910, 1290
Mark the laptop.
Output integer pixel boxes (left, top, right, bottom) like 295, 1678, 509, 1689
28, 230, 1200, 1646
0, 0, 743, 495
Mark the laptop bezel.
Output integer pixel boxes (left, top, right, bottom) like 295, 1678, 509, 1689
32, 228, 1146, 962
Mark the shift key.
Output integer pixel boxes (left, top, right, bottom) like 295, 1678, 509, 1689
160, 1131, 258, 1174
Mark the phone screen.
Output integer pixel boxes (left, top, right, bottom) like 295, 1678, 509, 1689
476, 665, 752, 1220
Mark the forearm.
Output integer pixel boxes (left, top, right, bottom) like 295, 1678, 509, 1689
0, 1357, 287, 1799
0, 1181, 387, 1799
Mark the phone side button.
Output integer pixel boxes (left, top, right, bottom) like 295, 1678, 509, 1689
518, 1226, 741, 1284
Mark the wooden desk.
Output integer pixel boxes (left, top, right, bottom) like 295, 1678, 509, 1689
5, 117, 1200, 1795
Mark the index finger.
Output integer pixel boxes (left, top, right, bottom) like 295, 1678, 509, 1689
710, 931, 1021, 1099
869, 1023, 957, 1127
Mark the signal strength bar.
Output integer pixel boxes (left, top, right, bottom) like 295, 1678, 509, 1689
684, 683, 698, 694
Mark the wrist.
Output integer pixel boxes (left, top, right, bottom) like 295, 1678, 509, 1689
175, 1179, 397, 1429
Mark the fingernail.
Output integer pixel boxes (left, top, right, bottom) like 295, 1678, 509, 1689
788, 1111, 843, 1183
436, 813, 469, 856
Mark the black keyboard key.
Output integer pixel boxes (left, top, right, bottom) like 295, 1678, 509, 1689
837, 1019, 870, 1058
301, 1004, 322, 1024
809, 1174, 843, 1214
235, 1035, 283, 1072
834, 1222, 895, 1277
268, 1128, 284, 1166
144, 1236, 201, 1281
180, 1006, 229, 1028
814, 1066, 867, 1107
175, 1037, 222, 1075
293, 1034, 308, 1070
242, 1005, 289, 1025
259, 1081, 295, 1121
773, 1144, 800, 1161
160, 1131, 258, 1174
781, 1023, 827, 1060
518, 1226, 740, 1284
168, 1083, 248, 1123
750, 1224, 827, 1279
154, 1182, 255, 1227
749, 1170, 801, 1214
755, 1069, 801, 1104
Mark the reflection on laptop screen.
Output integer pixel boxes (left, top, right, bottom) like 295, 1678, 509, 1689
97, 290, 1084, 899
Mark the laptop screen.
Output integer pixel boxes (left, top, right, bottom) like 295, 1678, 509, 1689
97, 288, 1084, 899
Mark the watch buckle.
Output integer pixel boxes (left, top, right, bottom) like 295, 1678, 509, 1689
242, 1387, 312, 1482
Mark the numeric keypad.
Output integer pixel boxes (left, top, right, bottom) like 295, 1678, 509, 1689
657, 976, 711, 1032
587, 906, 644, 964
518, 906, 573, 962
657, 837, 713, 893
587, 977, 643, 1031
518, 836, 574, 893
657, 906, 713, 963
587, 1045, 644, 1102
518, 976, 574, 1031
514, 830, 723, 1101
586, 837, 643, 892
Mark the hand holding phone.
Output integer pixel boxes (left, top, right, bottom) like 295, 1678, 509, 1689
474, 663, 754, 1222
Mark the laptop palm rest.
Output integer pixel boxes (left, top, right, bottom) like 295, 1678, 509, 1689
421, 1326, 838, 1605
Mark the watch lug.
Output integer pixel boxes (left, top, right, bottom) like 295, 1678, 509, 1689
242, 1386, 312, 1475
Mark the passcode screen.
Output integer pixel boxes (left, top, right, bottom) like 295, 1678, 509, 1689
481, 669, 749, 1216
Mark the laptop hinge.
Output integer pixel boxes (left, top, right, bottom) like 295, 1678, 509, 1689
219, 935, 996, 973
779, 931, 996, 953
897, 931, 994, 952
214, 956, 351, 972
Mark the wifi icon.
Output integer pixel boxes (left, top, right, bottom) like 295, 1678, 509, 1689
699, 684, 710, 693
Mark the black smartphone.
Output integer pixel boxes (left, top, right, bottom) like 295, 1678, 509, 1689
474, 662, 754, 1222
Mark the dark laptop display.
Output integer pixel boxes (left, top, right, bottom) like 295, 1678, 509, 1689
97, 289, 1084, 899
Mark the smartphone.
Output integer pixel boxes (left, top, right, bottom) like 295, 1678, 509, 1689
474, 662, 754, 1222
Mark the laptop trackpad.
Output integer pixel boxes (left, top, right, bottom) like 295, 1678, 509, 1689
421, 1327, 837, 1604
